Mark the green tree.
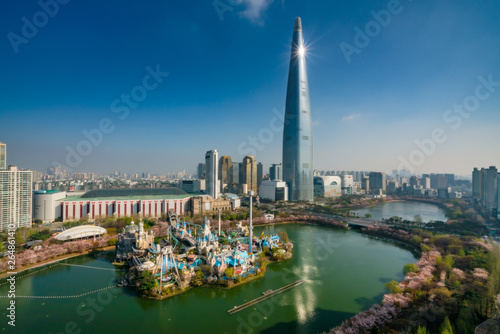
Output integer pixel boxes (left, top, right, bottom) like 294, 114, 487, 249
415, 325, 429, 334
224, 267, 234, 278
364, 213, 372, 219
404, 263, 418, 275
440, 316, 453, 334
421, 244, 431, 252
385, 280, 402, 294
137, 271, 156, 293
192, 270, 204, 286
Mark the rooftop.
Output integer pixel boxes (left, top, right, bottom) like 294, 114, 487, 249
81, 188, 187, 198
54, 225, 106, 241
59, 187, 191, 202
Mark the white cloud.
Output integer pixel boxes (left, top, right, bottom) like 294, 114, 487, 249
237, 0, 274, 23
341, 113, 361, 121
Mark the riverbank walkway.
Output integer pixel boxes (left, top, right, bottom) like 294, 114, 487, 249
227, 280, 303, 315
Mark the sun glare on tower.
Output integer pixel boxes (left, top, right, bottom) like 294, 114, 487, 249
298, 46, 306, 57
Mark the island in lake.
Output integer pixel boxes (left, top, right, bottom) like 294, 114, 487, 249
114, 211, 293, 298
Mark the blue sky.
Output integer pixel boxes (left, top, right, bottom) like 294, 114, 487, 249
1, 0, 499, 177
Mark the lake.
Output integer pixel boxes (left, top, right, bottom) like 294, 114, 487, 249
0, 224, 418, 334
353, 200, 447, 222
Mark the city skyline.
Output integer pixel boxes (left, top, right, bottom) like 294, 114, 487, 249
1, 1, 500, 176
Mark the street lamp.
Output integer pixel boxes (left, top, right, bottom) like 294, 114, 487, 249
248, 191, 254, 253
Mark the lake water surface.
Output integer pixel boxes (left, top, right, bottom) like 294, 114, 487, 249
1, 224, 418, 334
353, 200, 447, 222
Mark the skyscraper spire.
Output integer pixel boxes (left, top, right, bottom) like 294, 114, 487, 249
283, 17, 313, 201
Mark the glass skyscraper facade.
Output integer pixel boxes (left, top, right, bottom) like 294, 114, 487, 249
205, 150, 218, 199
0, 142, 6, 170
282, 17, 313, 201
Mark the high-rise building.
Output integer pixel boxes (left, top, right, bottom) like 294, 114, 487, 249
219, 156, 233, 193
485, 166, 498, 209
205, 150, 219, 199
241, 156, 257, 193
369, 172, 386, 194
341, 175, 354, 195
257, 162, 264, 189
472, 168, 482, 199
0, 142, 5, 171
197, 163, 206, 180
422, 176, 431, 189
410, 176, 419, 187
445, 174, 455, 187
269, 164, 283, 181
282, 17, 313, 201
0, 165, 32, 230
497, 174, 500, 216
231, 162, 241, 185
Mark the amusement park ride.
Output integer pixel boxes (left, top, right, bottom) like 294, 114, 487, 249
115, 207, 287, 288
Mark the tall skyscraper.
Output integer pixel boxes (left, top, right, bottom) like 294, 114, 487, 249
270, 163, 283, 181
205, 150, 219, 199
219, 156, 233, 193
197, 163, 206, 179
472, 168, 482, 199
0, 142, 5, 170
232, 162, 241, 185
497, 174, 500, 215
282, 17, 313, 201
241, 156, 257, 193
0, 165, 32, 230
257, 162, 264, 189
485, 166, 498, 209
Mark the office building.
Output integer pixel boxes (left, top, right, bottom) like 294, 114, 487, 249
178, 179, 205, 193
241, 156, 257, 193
219, 156, 232, 193
269, 164, 283, 181
422, 176, 431, 189
259, 181, 289, 202
472, 168, 482, 198
197, 163, 206, 179
282, 17, 314, 201
205, 150, 219, 199
341, 175, 354, 195
231, 162, 241, 185
369, 172, 386, 194
257, 162, 264, 188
